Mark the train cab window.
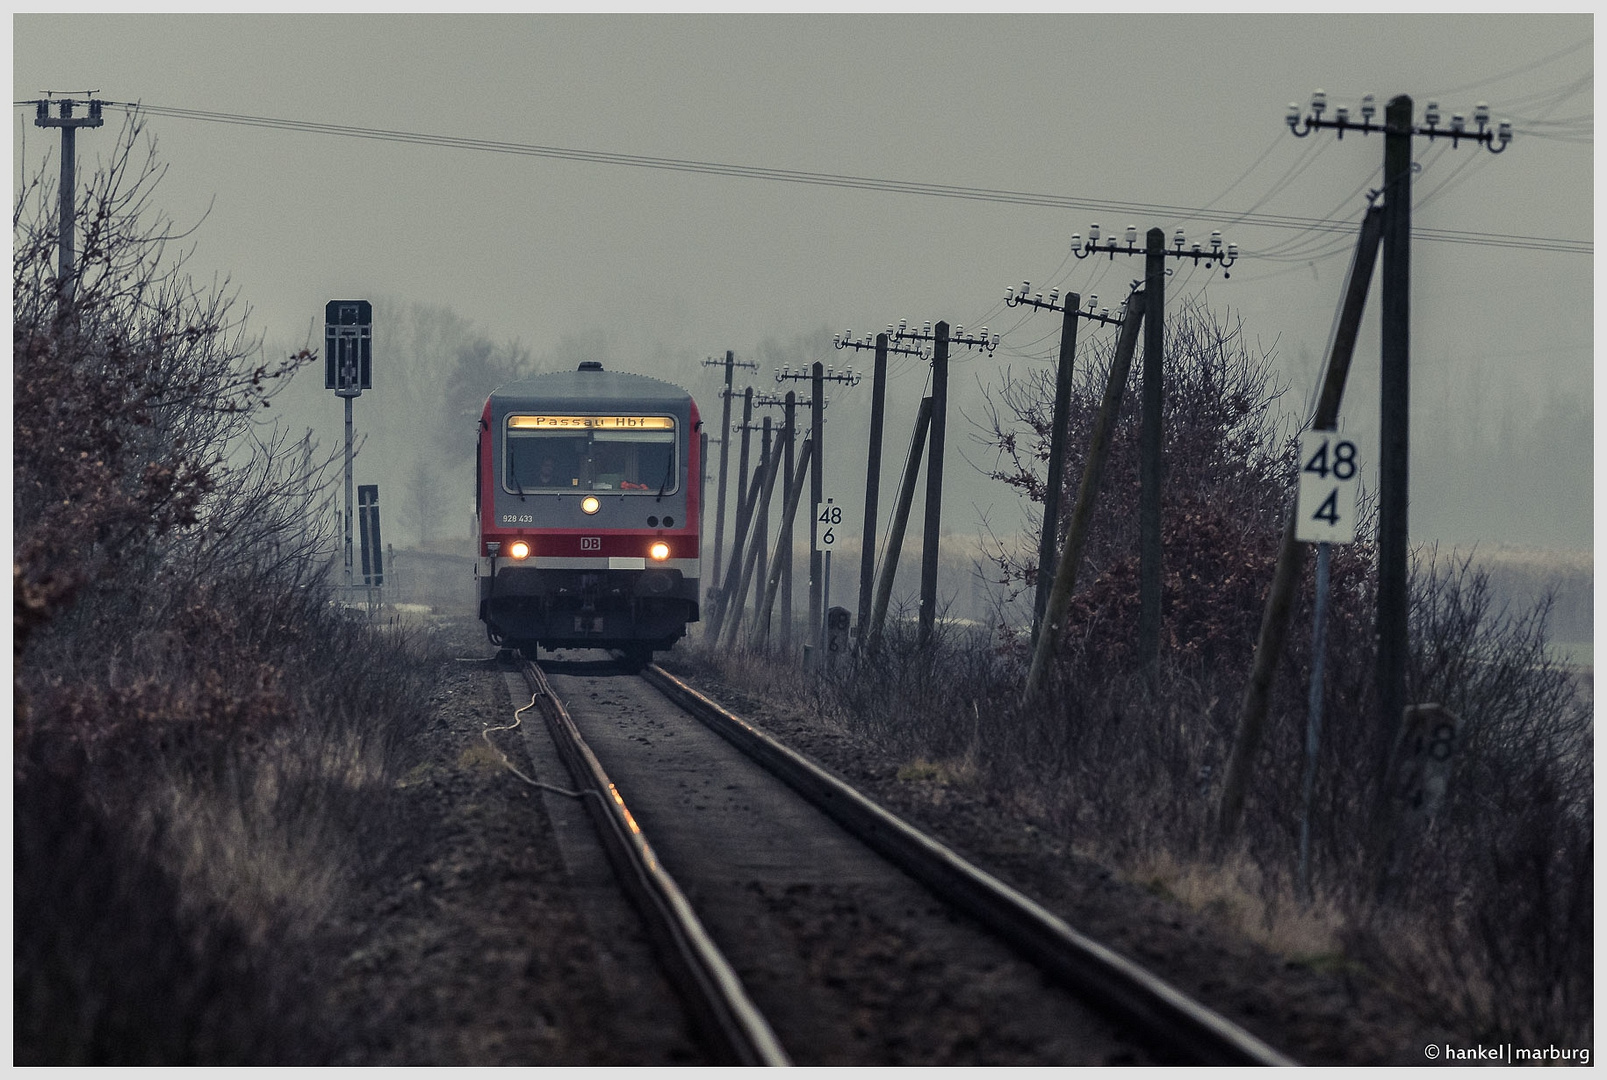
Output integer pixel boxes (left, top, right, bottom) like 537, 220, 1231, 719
504, 415, 677, 495
507, 434, 587, 492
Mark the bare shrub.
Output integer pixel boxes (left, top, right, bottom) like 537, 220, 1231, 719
14, 115, 436, 1062
695, 299, 1590, 1045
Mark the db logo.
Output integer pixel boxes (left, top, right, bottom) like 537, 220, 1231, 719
580, 537, 601, 551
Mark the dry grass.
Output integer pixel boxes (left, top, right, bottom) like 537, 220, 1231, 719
1121, 850, 1347, 966
680, 302, 1592, 1046
895, 756, 981, 787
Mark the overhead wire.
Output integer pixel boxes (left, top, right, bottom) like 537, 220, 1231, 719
1188, 130, 1291, 219
857, 48, 1591, 559
1424, 36, 1589, 99
30, 100, 1583, 257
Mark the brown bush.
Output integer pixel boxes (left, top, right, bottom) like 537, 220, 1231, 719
14, 116, 434, 1063
740, 299, 1591, 1044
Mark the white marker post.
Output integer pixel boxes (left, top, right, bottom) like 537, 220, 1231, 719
817, 497, 849, 645
1294, 429, 1364, 899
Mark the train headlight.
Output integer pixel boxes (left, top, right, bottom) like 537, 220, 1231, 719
649, 541, 670, 561
581, 496, 600, 515
508, 540, 531, 559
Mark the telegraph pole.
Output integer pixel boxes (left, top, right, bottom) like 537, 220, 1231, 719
726, 408, 776, 631
1138, 228, 1166, 669
1216, 205, 1382, 845
834, 327, 927, 644
1069, 222, 1238, 667
777, 362, 858, 657
1023, 290, 1146, 704
702, 351, 757, 590
721, 424, 786, 648
774, 367, 821, 653
782, 391, 797, 646
1002, 286, 1125, 646
747, 392, 795, 638
32, 95, 105, 309
877, 321, 997, 648
755, 414, 773, 612
866, 397, 933, 653
1377, 95, 1413, 770
752, 438, 813, 652
1285, 88, 1511, 776
809, 364, 824, 652
921, 326, 949, 648
1043, 298, 1080, 644
735, 386, 755, 545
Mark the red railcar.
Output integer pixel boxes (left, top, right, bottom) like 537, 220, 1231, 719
476, 361, 702, 664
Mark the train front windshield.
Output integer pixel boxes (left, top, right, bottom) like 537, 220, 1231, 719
505, 415, 678, 494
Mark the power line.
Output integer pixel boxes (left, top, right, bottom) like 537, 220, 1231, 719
1427, 36, 1590, 99
38, 100, 1589, 258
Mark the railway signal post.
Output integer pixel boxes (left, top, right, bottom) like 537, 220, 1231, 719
326, 299, 373, 600
358, 483, 385, 611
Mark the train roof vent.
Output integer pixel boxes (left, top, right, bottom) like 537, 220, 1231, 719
577, 361, 604, 372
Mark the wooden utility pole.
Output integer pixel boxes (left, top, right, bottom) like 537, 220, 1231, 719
707, 351, 737, 587
1377, 95, 1413, 774
753, 442, 813, 651
1278, 85, 1514, 832
735, 386, 755, 536
1138, 228, 1166, 669
1004, 284, 1125, 648
755, 416, 771, 620
808, 363, 825, 653
1215, 205, 1382, 845
1032, 293, 1081, 646
866, 397, 933, 653
32, 96, 105, 309
707, 451, 768, 643
723, 427, 785, 648
1023, 293, 1146, 704
781, 392, 797, 649
857, 333, 889, 641
918, 323, 950, 648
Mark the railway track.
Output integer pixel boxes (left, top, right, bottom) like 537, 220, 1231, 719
513, 650, 1297, 1067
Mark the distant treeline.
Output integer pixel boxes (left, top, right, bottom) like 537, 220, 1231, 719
1467, 546, 1592, 645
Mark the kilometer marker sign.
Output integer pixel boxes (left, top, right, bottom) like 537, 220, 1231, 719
816, 497, 848, 548
1295, 430, 1363, 544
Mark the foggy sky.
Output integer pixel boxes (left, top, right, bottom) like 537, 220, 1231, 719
12, 14, 1595, 566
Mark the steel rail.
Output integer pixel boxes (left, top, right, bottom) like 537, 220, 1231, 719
641, 663, 1298, 1067
517, 659, 790, 1067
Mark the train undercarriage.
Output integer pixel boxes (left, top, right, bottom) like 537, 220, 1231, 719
480, 565, 699, 662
